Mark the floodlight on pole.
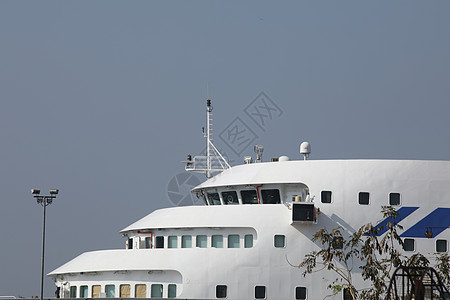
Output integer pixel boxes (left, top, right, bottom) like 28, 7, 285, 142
32, 189, 59, 300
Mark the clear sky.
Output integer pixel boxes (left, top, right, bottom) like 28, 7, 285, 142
1, 1, 450, 297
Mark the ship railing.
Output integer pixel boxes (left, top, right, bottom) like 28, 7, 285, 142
185, 155, 229, 173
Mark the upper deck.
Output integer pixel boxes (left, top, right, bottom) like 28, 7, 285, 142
121, 159, 450, 235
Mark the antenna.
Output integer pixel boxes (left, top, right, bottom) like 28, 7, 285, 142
254, 145, 264, 163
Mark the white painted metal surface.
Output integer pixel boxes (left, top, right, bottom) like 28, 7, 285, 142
49, 158, 450, 299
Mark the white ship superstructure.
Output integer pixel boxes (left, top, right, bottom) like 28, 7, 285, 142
49, 101, 450, 300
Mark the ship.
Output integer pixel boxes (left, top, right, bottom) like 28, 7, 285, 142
49, 100, 450, 299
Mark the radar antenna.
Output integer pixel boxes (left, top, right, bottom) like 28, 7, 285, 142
185, 99, 230, 177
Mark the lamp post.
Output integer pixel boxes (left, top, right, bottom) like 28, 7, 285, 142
32, 189, 59, 300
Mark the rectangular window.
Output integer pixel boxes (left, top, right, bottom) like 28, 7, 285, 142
168, 284, 177, 298
207, 192, 221, 205
182, 235, 192, 248
212, 235, 223, 248
196, 235, 207, 248
261, 189, 281, 204
255, 286, 266, 299
135, 284, 147, 298
151, 284, 163, 298
92, 285, 101, 298
128, 238, 133, 249
216, 285, 227, 298
80, 286, 88, 298
105, 285, 115, 298
295, 287, 307, 300
343, 288, 352, 300
70, 286, 77, 298
321, 191, 332, 203
120, 284, 130, 298
332, 236, 344, 249
145, 236, 152, 249
359, 192, 370, 205
274, 235, 285, 248
241, 190, 258, 204
403, 238, 415, 252
222, 191, 239, 205
436, 240, 447, 253
155, 236, 164, 248
228, 234, 240, 248
168, 236, 178, 248
244, 234, 253, 248
389, 193, 401, 206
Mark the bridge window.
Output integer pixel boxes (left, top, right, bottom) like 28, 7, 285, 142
135, 284, 147, 298
295, 287, 307, 300
274, 235, 285, 248
212, 235, 223, 248
255, 286, 266, 299
245, 234, 253, 248
168, 236, 178, 248
151, 284, 163, 298
358, 192, 370, 205
168, 284, 177, 298
69, 286, 77, 298
155, 236, 164, 248
80, 285, 88, 298
403, 238, 415, 251
216, 285, 227, 298
207, 192, 221, 205
222, 191, 239, 205
182, 235, 192, 248
241, 190, 259, 204
228, 234, 240, 248
196, 235, 207, 248
105, 285, 115, 298
261, 189, 281, 204
321, 191, 332, 203
128, 238, 133, 249
389, 193, 401, 206
436, 239, 447, 253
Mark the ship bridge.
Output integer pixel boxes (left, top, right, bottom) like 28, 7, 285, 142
192, 160, 313, 205
191, 160, 318, 223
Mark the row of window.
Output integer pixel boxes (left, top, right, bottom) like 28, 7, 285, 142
215, 285, 307, 299
129, 234, 255, 249
128, 234, 288, 250
69, 283, 307, 299
69, 283, 176, 298
205, 189, 281, 205
403, 238, 448, 253
331, 236, 448, 253
205, 188, 405, 206
321, 191, 403, 206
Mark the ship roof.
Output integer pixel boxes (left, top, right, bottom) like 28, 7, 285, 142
120, 204, 289, 233
192, 159, 450, 191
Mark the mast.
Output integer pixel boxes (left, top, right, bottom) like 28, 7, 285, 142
185, 99, 230, 177
206, 99, 212, 178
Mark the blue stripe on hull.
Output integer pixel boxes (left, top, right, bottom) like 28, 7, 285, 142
372, 207, 419, 236
400, 208, 450, 238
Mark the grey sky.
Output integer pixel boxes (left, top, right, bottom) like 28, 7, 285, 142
1, 1, 450, 297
